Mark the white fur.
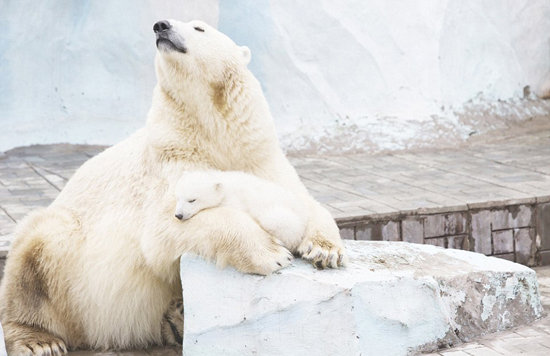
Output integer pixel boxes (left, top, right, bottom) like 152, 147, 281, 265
175, 170, 309, 252
0, 19, 347, 352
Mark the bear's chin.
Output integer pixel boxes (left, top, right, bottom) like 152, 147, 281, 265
156, 39, 187, 54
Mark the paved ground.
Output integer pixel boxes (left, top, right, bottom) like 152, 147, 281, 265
1, 118, 550, 354
2, 119, 550, 255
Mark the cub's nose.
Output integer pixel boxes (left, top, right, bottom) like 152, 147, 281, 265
153, 20, 172, 34
175, 213, 184, 220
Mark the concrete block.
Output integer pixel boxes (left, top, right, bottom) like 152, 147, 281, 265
424, 213, 466, 238
356, 221, 400, 241
356, 224, 373, 241
448, 235, 466, 250
491, 209, 509, 230
536, 203, 550, 250
492, 230, 514, 254
491, 205, 533, 230
382, 221, 401, 241
180, 241, 543, 356
339, 227, 354, 240
424, 214, 446, 238
402, 218, 424, 244
539, 250, 550, 266
510, 205, 533, 228
425, 237, 446, 248
514, 228, 535, 266
494, 253, 515, 262
472, 210, 492, 255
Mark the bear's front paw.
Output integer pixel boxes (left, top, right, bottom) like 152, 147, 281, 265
6, 333, 68, 356
298, 233, 348, 269
244, 237, 293, 275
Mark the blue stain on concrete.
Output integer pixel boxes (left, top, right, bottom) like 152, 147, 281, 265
0, 42, 10, 111
218, 0, 274, 94
72, 0, 91, 33
0, 3, 11, 114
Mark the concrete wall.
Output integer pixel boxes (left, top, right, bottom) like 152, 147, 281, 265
0, 0, 218, 151
1, 0, 550, 154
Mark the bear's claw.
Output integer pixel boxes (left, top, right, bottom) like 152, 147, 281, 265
298, 237, 348, 269
3, 322, 69, 356
246, 237, 293, 275
9, 338, 67, 356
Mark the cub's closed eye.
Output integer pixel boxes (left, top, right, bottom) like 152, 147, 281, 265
194, 27, 204, 32
188, 199, 196, 203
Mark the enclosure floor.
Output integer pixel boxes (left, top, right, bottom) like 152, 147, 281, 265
2, 119, 550, 256
1, 119, 550, 354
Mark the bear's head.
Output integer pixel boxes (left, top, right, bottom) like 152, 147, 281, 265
174, 171, 224, 221
153, 19, 251, 96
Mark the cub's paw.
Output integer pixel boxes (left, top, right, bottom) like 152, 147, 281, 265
162, 297, 184, 345
6, 331, 67, 356
298, 233, 348, 269
243, 237, 293, 276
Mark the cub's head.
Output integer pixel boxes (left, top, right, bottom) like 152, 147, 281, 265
174, 171, 223, 221
153, 19, 251, 92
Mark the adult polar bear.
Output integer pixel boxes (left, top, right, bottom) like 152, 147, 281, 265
0, 19, 347, 355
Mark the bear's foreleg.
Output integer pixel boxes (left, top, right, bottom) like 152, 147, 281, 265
297, 202, 349, 269
255, 154, 349, 269
141, 206, 294, 278
0, 208, 83, 355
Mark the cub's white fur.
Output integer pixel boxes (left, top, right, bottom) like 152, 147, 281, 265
0, 19, 347, 355
175, 170, 309, 252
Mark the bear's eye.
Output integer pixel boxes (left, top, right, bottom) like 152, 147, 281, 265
188, 199, 196, 203
194, 27, 204, 32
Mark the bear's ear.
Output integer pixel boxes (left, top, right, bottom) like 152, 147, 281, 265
240, 46, 251, 66
215, 182, 222, 191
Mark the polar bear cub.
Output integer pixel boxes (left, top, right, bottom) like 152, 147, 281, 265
175, 170, 309, 252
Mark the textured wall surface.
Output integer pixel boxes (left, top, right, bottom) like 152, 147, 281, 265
1, 0, 550, 153
0, 0, 218, 151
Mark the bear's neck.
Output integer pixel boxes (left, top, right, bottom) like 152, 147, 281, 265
146, 69, 279, 170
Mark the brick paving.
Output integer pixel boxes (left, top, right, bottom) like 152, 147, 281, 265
1, 120, 550, 354
2, 121, 550, 261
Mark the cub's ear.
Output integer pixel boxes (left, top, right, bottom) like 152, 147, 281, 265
241, 46, 251, 65
215, 182, 222, 191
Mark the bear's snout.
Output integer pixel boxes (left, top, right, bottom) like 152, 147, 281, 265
153, 20, 172, 34
175, 213, 184, 220
154, 20, 187, 54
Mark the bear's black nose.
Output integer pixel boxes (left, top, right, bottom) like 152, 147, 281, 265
153, 20, 172, 34
175, 213, 183, 220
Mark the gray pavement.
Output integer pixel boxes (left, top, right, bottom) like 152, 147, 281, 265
2, 120, 550, 255
1, 119, 550, 354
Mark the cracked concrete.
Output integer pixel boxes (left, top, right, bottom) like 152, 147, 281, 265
178, 241, 543, 356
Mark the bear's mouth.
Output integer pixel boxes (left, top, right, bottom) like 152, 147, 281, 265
156, 36, 187, 54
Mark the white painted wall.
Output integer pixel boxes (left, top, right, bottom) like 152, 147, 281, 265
0, 0, 218, 151
1, 0, 549, 154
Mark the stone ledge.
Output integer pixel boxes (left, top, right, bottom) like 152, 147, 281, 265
338, 202, 550, 267
179, 241, 544, 356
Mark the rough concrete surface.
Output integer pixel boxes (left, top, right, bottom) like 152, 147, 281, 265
179, 241, 543, 356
